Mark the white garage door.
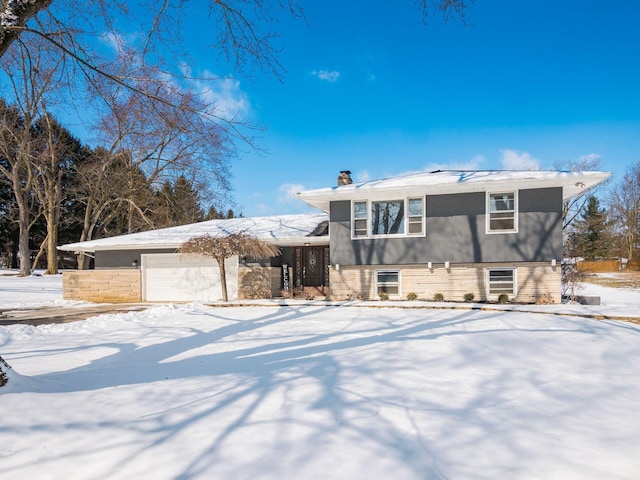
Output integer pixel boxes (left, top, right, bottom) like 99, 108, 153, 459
142, 253, 238, 302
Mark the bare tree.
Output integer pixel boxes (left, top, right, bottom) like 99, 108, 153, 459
1, 1, 472, 72
32, 114, 83, 274
610, 161, 640, 268
180, 233, 280, 302
67, 53, 233, 268
0, 25, 71, 275
0, 102, 39, 276
555, 155, 606, 230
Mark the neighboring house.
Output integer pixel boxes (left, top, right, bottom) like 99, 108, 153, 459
59, 169, 609, 304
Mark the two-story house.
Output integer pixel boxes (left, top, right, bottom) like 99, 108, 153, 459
296, 169, 610, 303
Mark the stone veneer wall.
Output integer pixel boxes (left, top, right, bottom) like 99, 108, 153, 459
237, 265, 281, 299
329, 262, 561, 303
63, 269, 141, 303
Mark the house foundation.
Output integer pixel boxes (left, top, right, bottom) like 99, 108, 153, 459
329, 262, 561, 303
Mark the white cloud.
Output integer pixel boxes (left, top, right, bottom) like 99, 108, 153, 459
278, 183, 306, 204
191, 72, 250, 122
500, 149, 541, 170
311, 69, 340, 82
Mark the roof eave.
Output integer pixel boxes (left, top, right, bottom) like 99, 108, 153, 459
296, 171, 612, 209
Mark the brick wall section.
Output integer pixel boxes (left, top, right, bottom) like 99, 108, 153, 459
329, 263, 561, 303
63, 269, 141, 303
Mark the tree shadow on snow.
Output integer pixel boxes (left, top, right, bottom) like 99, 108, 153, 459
1, 305, 621, 479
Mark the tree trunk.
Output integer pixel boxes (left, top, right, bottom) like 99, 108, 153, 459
46, 224, 58, 274
43, 171, 62, 274
17, 199, 31, 276
0, 0, 53, 58
217, 257, 229, 302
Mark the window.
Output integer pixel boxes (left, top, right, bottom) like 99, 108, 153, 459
352, 197, 424, 238
487, 268, 516, 296
487, 192, 517, 233
353, 201, 368, 237
371, 200, 404, 235
376, 270, 400, 296
408, 197, 424, 234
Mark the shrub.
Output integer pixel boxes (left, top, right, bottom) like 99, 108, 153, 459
406, 292, 418, 301
535, 293, 554, 305
463, 292, 475, 302
497, 293, 509, 304
378, 292, 389, 301
433, 293, 444, 302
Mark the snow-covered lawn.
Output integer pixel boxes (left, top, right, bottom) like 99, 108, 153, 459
1, 274, 640, 479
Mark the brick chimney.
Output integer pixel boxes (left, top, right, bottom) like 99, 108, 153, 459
337, 170, 353, 186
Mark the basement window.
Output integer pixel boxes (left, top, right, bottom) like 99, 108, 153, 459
487, 268, 517, 296
376, 270, 400, 296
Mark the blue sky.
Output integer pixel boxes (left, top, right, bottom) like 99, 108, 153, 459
18, 1, 640, 217
194, 0, 640, 217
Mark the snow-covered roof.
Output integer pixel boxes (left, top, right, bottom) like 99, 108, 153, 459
296, 169, 611, 212
59, 213, 329, 253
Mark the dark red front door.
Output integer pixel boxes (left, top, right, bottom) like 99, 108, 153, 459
294, 246, 328, 288
303, 246, 323, 287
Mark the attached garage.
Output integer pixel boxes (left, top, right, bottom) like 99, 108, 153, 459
141, 253, 238, 302
59, 213, 329, 303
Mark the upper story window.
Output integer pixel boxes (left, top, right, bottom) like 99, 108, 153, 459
408, 198, 424, 234
372, 200, 404, 235
352, 197, 424, 238
353, 201, 368, 237
487, 191, 518, 233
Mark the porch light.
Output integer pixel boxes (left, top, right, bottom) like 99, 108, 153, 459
444, 261, 450, 269
132, 259, 138, 268
551, 259, 557, 267
427, 262, 432, 269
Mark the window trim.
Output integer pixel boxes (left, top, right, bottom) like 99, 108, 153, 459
375, 270, 401, 298
351, 197, 425, 239
407, 197, 425, 235
486, 191, 518, 234
486, 267, 517, 298
352, 201, 368, 237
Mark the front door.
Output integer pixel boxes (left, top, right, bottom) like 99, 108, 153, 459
303, 246, 323, 286
293, 246, 328, 289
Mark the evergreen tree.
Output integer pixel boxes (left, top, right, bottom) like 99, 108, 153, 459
569, 195, 612, 260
